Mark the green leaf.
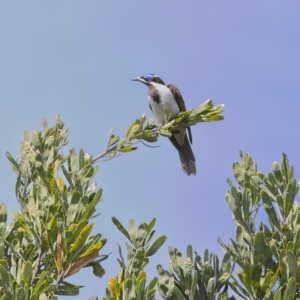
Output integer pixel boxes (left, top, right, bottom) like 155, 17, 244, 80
183, 257, 193, 290
205, 114, 224, 122
204, 249, 209, 263
147, 277, 158, 291
145, 236, 167, 257
159, 129, 172, 138
207, 278, 216, 300
136, 277, 146, 300
82, 189, 102, 220
242, 189, 251, 220
261, 271, 275, 295
186, 245, 193, 262
170, 283, 185, 300
69, 148, 77, 173
273, 288, 282, 300
279, 250, 288, 282
281, 153, 290, 182
92, 263, 105, 278
31, 271, 52, 299
269, 239, 279, 261
251, 264, 262, 294
0, 204, 7, 227
79, 149, 85, 171
276, 195, 284, 215
228, 281, 250, 299
78, 164, 94, 185
283, 178, 298, 218
129, 219, 136, 242
123, 278, 136, 300
6, 151, 20, 171
68, 224, 93, 263
261, 191, 281, 230
286, 251, 299, 281
293, 228, 300, 257
265, 174, 280, 197
204, 262, 213, 285
117, 244, 126, 268
55, 281, 82, 296
61, 165, 74, 189
272, 162, 283, 189
242, 262, 254, 296
191, 270, 200, 299
168, 247, 185, 278
236, 225, 243, 247
16, 287, 26, 300
146, 218, 156, 235
70, 190, 81, 205
109, 134, 120, 147
11, 212, 35, 238
220, 252, 231, 273
283, 277, 296, 300
31, 130, 41, 150
126, 121, 138, 137
112, 217, 130, 241
254, 232, 265, 265
117, 146, 137, 153
42, 117, 48, 132
21, 261, 32, 286
0, 261, 13, 298
71, 220, 89, 247
164, 107, 172, 123
128, 250, 148, 276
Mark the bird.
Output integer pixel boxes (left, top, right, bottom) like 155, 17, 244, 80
132, 74, 196, 175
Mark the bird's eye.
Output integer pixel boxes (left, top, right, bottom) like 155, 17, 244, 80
145, 74, 154, 81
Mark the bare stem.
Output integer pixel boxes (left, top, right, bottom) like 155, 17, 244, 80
92, 144, 119, 164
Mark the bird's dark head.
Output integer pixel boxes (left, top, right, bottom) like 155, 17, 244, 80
132, 74, 165, 85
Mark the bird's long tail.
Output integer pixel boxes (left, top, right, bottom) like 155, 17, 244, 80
169, 135, 196, 176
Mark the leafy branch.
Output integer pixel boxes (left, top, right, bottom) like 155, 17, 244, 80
3, 116, 108, 298
92, 99, 224, 163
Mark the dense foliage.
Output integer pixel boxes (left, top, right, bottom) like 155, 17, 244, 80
1, 100, 300, 299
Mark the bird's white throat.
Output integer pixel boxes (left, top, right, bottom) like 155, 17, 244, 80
148, 82, 180, 124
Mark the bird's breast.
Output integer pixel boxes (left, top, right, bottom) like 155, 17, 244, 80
148, 83, 180, 124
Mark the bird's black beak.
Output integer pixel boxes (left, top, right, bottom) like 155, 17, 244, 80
131, 77, 149, 86
131, 77, 141, 82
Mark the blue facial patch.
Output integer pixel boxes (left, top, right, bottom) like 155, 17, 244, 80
144, 74, 154, 81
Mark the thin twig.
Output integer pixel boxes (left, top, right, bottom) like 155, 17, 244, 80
92, 144, 119, 163
106, 126, 116, 149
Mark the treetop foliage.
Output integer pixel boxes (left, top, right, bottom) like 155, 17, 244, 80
2, 100, 300, 299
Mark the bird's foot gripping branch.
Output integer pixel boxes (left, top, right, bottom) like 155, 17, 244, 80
92, 99, 224, 163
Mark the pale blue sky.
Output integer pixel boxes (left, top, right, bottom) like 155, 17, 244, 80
1, 2, 300, 299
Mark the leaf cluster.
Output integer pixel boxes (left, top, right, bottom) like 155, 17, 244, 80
1, 116, 108, 298
219, 151, 300, 299
103, 218, 166, 300
4, 110, 300, 299
0, 100, 224, 298
157, 246, 232, 300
